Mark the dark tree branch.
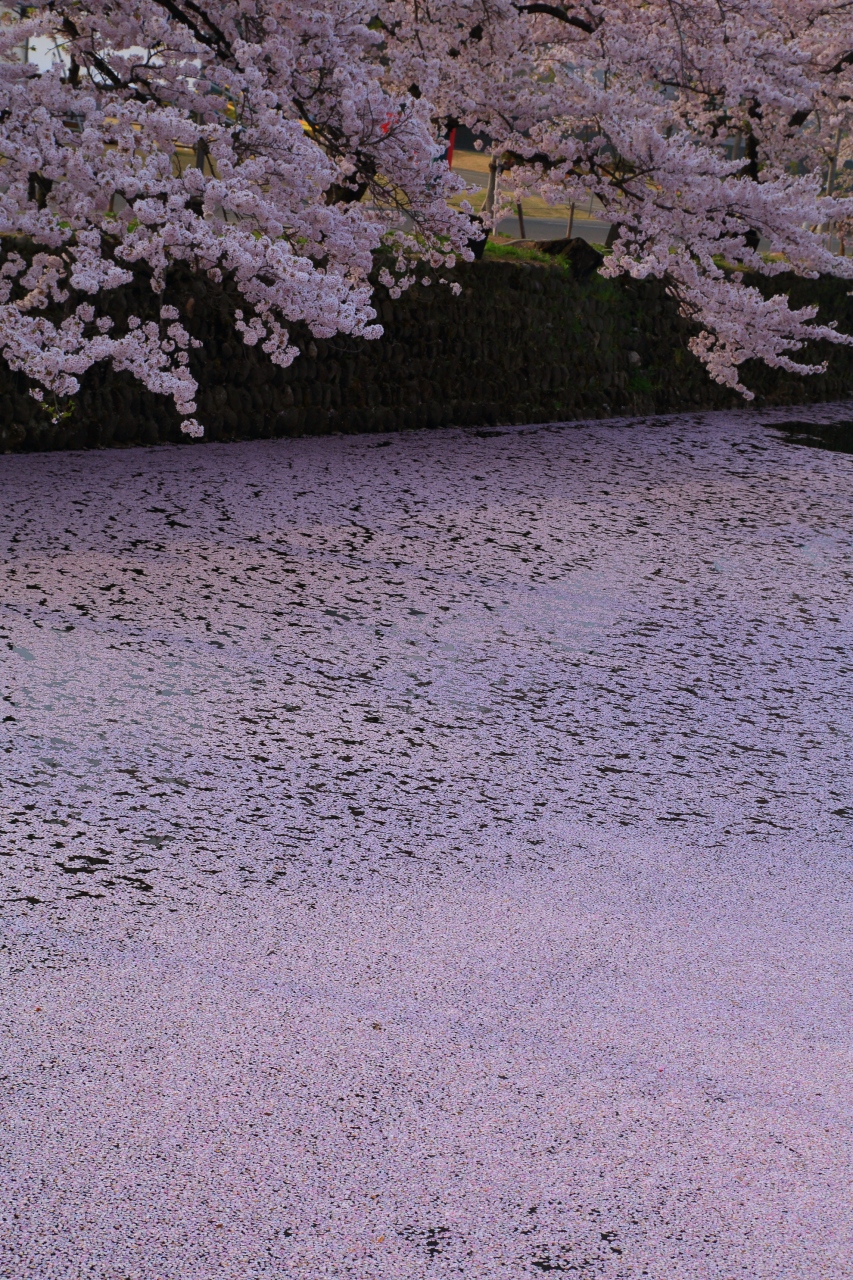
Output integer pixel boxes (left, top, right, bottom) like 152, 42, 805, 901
790, 50, 853, 127
512, 4, 597, 34
60, 18, 126, 89
827, 49, 853, 77
147, 0, 233, 60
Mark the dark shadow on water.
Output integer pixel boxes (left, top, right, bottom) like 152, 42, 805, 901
774, 419, 853, 453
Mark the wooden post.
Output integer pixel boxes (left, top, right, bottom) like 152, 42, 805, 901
484, 156, 498, 216
825, 127, 842, 197
823, 127, 842, 248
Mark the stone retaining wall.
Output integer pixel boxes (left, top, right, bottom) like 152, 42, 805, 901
2, 258, 852, 451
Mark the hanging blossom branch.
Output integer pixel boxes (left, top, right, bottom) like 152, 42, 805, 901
0, 1, 472, 433
380, 0, 853, 397
0, 0, 852, 428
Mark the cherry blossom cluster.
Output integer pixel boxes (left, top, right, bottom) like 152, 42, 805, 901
0, 2, 852, 429
0, 1, 471, 431
379, 0, 853, 396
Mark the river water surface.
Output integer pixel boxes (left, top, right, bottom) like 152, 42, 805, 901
2, 408, 852, 1277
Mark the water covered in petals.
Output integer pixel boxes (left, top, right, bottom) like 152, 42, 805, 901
2, 408, 853, 1277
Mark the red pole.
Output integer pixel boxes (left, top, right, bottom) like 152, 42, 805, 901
446, 127, 457, 169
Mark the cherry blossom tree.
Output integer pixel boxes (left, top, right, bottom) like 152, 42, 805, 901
0, 0, 472, 434
0, 2, 851, 434
379, 0, 853, 396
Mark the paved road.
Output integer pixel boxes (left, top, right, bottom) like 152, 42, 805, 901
454, 163, 613, 244
2, 406, 853, 1278
494, 212, 612, 242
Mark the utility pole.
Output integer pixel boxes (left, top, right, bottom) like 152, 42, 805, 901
446, 128, 456, 169
16, 4, 28, 64
483, 156, 499, 218
824, 126, 843, 251
825, 127, 842, 197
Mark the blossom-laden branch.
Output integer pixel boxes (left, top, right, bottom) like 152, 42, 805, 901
381, 0, 853, 392
0, 0, 851, 429
0, 1, 472, 430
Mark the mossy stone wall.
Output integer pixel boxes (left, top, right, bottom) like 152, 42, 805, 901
1, 259, 851, 452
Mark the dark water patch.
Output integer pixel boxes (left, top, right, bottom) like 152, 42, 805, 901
773, 418, 853, 454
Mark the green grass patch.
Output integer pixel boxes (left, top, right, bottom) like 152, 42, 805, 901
483, 240, 555, 265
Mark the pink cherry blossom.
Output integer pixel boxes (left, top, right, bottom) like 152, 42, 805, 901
0, 2, 851, 431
